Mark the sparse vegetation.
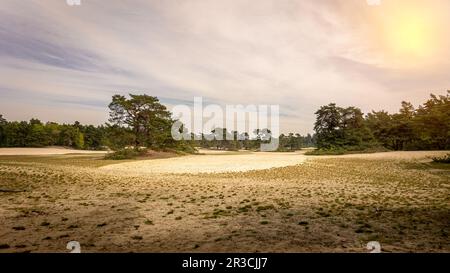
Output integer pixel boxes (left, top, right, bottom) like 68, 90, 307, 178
144, 220, 154, 225
305, 146, 389, 156
104, 148, 148, 160
432, 154, 450, 164
0, 150, 448, 253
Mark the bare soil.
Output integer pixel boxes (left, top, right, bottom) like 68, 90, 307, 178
0, 147, 106, 156
0, 150, 448, 253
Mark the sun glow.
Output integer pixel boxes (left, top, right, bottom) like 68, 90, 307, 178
374, 4, 441, 65
385, 12, 431, 57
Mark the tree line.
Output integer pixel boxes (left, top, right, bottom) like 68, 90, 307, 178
0, 94, 194, 152
0, 94, 313, 153
0, 117, 101, 150
313, 91, 450, 152
2, 91, 447, 154
193, 129, 315, 151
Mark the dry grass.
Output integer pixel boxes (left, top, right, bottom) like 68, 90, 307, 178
312, 150, 450, 160
0, 147, 107, 156
0, 150, 448, 253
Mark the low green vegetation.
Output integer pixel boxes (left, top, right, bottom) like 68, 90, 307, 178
104, 148, 149, 160
0, 154, 121, 168
432, 154, 450, 164
305, 146, 389, 156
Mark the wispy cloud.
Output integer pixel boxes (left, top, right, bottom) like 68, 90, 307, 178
0, 0, 449, 134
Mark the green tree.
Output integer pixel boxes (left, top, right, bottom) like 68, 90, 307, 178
340, 107, 373, 148
413, 92, 450, 149
108, 94, 179, 150
314, 103, 343, 149
389, 102, 416, 150
366, 110, 393, 148
0, 115, 6, 147
27, 119, 48, 147
82, 125, 106, 150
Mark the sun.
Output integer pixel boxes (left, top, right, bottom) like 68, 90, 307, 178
394, 17, 427, 53
388, 13, 430, 56
378, 6, 437, 62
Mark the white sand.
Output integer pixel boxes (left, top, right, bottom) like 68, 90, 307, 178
101, 151, 307, 174
0, 147, 107, 155
102, 150, 449, 175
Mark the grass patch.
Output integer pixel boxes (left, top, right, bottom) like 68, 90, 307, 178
237, 205, 252, 213
12, 226, 25, 231
104, 149, 148, 160
0, 154, 122, 168
144, 220, 154, 225
104, 148, 189, 160
305, 146, 389, 156
432, 154, 450, 164
355, 223, 373, 234
256, 205, 275, 212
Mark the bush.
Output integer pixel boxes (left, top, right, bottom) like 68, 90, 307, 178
104, 148, 147, 160
432, 154, 450, 164
305, 146, 389, 156
174, 144, 198, 154
305, 147, 346, 155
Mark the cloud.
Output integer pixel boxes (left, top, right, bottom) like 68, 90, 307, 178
0, 0, 449, 134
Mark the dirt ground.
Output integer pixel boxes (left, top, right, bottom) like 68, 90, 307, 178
0, 150, 449, 253
0, 147, 107, 156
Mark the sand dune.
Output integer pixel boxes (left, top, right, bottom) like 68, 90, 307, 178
101, 151, 307, 174
101, 150, 449, 175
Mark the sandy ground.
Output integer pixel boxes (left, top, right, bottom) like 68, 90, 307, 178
0, 150, 448, 253
101, 151, 307, 174
0, 147, 107, 156
196, 148, 249, 155
315, 151, 449, 160
101, 150, 449, 175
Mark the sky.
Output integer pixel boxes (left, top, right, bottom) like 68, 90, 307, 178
0, 0, 449, 134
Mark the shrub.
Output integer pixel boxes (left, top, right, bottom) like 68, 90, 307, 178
305, 146, 389, 156
305, 147, 346, 155
432, 154, 450, 164
171, 144, 198, 154
104, 148, 147, 160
